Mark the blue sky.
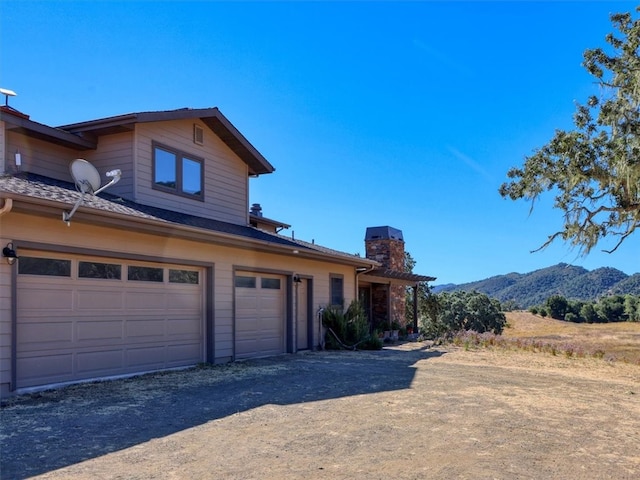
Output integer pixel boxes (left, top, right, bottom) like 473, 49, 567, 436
1, 0, 638, 284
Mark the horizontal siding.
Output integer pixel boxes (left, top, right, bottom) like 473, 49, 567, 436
5, 132, 80, 180
135, 120, 248, 224
84, 132, 135, 200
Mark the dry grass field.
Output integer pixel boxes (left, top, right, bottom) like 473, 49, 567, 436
502, 311, 640, 364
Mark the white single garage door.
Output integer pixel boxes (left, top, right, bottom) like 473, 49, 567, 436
235, 273, 285, 359
16, 252, 204, 389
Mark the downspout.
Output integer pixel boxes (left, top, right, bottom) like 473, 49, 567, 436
355, 264, 376, 331
1, 198, 16, 391
0, 198, 13, 217
354, 264, 376, 299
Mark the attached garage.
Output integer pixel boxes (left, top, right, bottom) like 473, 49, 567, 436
234, 272, 286, 359
15, 251, 205, 389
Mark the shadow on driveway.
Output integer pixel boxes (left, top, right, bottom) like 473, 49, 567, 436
0, 345, 444, 479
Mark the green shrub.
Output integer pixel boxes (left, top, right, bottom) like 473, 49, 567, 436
322, 300, 380, 350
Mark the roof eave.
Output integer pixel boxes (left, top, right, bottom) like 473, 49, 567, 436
3, 193, 373, 268
1, 110, 97, 150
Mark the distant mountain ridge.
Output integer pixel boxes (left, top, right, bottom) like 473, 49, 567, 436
432, 263, 640, 308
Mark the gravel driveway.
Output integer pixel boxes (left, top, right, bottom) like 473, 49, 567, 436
1, 343, 639, 479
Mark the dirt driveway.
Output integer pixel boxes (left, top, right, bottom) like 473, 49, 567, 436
1, 343, 639, 479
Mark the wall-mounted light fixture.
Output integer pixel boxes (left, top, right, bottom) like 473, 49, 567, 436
2, 242, 18, 265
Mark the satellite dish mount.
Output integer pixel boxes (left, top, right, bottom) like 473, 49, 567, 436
63, 159, 121, 225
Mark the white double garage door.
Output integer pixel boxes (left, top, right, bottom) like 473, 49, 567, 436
16, 252, 205, 389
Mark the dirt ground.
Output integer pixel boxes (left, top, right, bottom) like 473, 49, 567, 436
1, 343, 639, 480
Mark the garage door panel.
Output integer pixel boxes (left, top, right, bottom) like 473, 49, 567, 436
19, 322, 73, 346
124, 292, 167, 310
76, 350, 124, 374
77, 290, 124, 310
17, 353, 73, 385
236, 317, 258, 333
166, 292, 201, 310
166, 343, 201, 364
126, 345, 167, 367
77, 320, 123, 341
125, 319, 166, 339
167, 318, 201, 336
18, 288, 73, 311
260, 297, 281, 311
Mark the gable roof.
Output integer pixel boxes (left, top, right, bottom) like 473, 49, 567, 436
58, 107, 275, 176
0, 173, 376, 268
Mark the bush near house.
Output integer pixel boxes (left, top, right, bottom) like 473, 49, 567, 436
322, 300, 382, 350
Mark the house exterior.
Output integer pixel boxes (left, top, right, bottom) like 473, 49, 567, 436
0, 102, 434, 398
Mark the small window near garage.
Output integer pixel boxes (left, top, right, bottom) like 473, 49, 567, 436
18, 257, 71, 277
169, 269, 199, 284
235, 276, 256, 288
330, 274, 344, 307
79, 261, 122, 280
153, 142, 204, 200
128, 266, 164, 282
261, 278, 281, 289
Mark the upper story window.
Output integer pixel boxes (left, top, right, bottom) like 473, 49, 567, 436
153, 142, 204, 200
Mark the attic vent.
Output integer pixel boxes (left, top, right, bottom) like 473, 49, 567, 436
193, 124, 204, 145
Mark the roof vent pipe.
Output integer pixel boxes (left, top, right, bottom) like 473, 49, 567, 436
250, 203, 263, 217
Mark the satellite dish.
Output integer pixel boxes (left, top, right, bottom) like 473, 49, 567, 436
63, 159, 122, 225
70, 159, 102, 194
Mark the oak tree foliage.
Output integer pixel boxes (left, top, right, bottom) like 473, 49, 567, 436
499, 9, 640, 254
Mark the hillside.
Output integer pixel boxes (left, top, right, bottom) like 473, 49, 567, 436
433, 263, 640, 308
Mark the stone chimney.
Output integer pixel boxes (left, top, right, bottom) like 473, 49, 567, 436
365, 226, 406, 327
365, 226, 405, 270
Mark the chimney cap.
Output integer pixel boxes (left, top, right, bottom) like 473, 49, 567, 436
365, 226, 404, 242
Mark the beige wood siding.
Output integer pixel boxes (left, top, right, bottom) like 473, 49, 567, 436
5, 132, 78, 179
0, 211, 358, 394
135, 120, 249, 224
84, 131, 135, 200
